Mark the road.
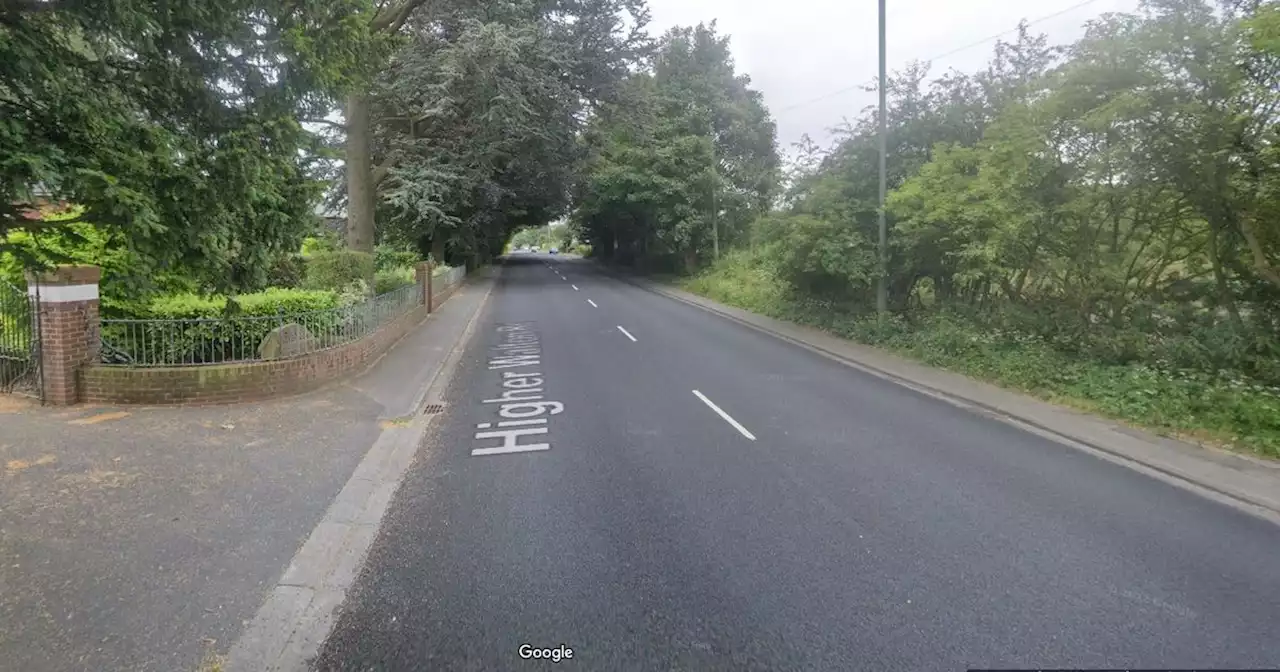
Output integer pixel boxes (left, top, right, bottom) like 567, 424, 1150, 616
313, 253, 1280, 671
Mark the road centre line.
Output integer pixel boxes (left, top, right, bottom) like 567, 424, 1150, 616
616, 325, 637, 342
587, 299, 598, 308
572, 284, 579, 291
692, 390, 756, 441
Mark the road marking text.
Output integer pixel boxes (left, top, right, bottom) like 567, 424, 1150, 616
473, 323, 562, 456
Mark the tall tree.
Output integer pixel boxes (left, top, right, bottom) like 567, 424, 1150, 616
344, 0, 650, 255
574, 22, 779, 272
0, 0, 370, 291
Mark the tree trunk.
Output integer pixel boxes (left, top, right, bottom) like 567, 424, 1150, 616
1239, 216, 1280, 290
683, 248, 698, 275
431, 236, 446, 267
345, 92, 376, 253
1208, 223, 1245, 329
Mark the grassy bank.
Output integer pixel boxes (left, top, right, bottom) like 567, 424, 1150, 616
678, 253, 1280, 459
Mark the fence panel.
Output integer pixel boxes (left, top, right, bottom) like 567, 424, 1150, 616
434, 265, 466, 298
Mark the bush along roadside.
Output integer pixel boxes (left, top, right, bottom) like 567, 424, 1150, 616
677, 254, 1280, 459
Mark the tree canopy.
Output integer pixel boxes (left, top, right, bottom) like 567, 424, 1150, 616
0, 0, 378, 292
572, 22, 780, 273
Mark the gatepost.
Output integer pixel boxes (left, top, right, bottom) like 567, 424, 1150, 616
26, 265, 101, 406
416, 260, 435, 313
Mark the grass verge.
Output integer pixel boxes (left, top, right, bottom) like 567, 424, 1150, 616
677, 255, 1280, 460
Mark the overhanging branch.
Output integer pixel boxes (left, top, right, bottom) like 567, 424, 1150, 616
372, 162, 394, 188
370, 0, 429, 33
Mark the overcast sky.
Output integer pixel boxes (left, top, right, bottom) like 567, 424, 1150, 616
642, 0, 1142, 156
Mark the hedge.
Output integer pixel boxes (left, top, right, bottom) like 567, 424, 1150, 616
303, 250, 376, 291
105, 288, 347, 365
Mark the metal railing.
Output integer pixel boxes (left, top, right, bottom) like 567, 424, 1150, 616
100, 283, 424, 367
434, 265, 466, 295
1, 280, 41, 396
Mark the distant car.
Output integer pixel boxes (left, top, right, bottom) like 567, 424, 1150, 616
531, 246, 540, 252
549, 247, 559, 254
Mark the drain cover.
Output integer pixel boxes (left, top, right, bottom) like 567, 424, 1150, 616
422, 403, 446, 415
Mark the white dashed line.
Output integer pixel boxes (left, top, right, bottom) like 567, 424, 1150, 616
616, 325, 637, 342
692, 390, 756, 441
587, 299, 598, 308
572, 284, 579, 291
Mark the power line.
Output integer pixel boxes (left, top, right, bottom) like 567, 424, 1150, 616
776, 0, 1104, 115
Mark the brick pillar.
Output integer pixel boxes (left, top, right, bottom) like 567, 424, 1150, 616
27, 265, 101, 405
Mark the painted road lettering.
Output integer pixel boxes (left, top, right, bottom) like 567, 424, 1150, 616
473, 323, 562, 456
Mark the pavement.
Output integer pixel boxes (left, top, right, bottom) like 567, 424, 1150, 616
0, 270, 494, 672
311, 253, 1280, 671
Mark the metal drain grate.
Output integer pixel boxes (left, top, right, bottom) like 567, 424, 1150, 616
422, 403, 447, 415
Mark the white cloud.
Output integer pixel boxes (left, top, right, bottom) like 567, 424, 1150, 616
643, 0, 1142, 153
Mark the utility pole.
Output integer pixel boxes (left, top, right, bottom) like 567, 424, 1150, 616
709, 114, 720, 261
876, 0, 889, 314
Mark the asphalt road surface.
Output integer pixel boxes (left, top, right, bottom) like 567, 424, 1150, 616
313, 253, 1280, 671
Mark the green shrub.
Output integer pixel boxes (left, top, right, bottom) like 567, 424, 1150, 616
110, 288, 345, 365
679, 249, 789, 317
147, 287, 342, 320
303, 250, 375, 291
336, 279, 373, 307
755, 213, 877, 299
374, 244, 419, 271
374, 267, 416, 295
266, 254, 308, 288
300, 232, 341, 257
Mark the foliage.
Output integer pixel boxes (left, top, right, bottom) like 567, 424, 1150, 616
374, 266, 416, 294
754, 212, 877, 299
0, 1, 376, 292
0, 216, 197, 317
146, 289, 342, 321
345, 0, 651, 263
374, 244, 419, 271
265, 254, 309, 289
301, 233, 343, 258
573, 22, 780, 273
303, 250, 377, 292
509, 225, 575, 251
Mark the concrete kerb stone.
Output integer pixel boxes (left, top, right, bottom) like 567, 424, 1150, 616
223, 265, 500, 672
596, 261, 1280, 524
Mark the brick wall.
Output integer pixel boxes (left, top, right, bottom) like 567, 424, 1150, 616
79, 268, 470, 406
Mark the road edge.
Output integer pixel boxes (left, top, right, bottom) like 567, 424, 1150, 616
223, 266, 500, 672
591, 261, 1280, 525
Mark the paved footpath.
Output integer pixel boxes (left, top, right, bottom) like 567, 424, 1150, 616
0, 272, 493, 672
312, 253, 1280, 672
